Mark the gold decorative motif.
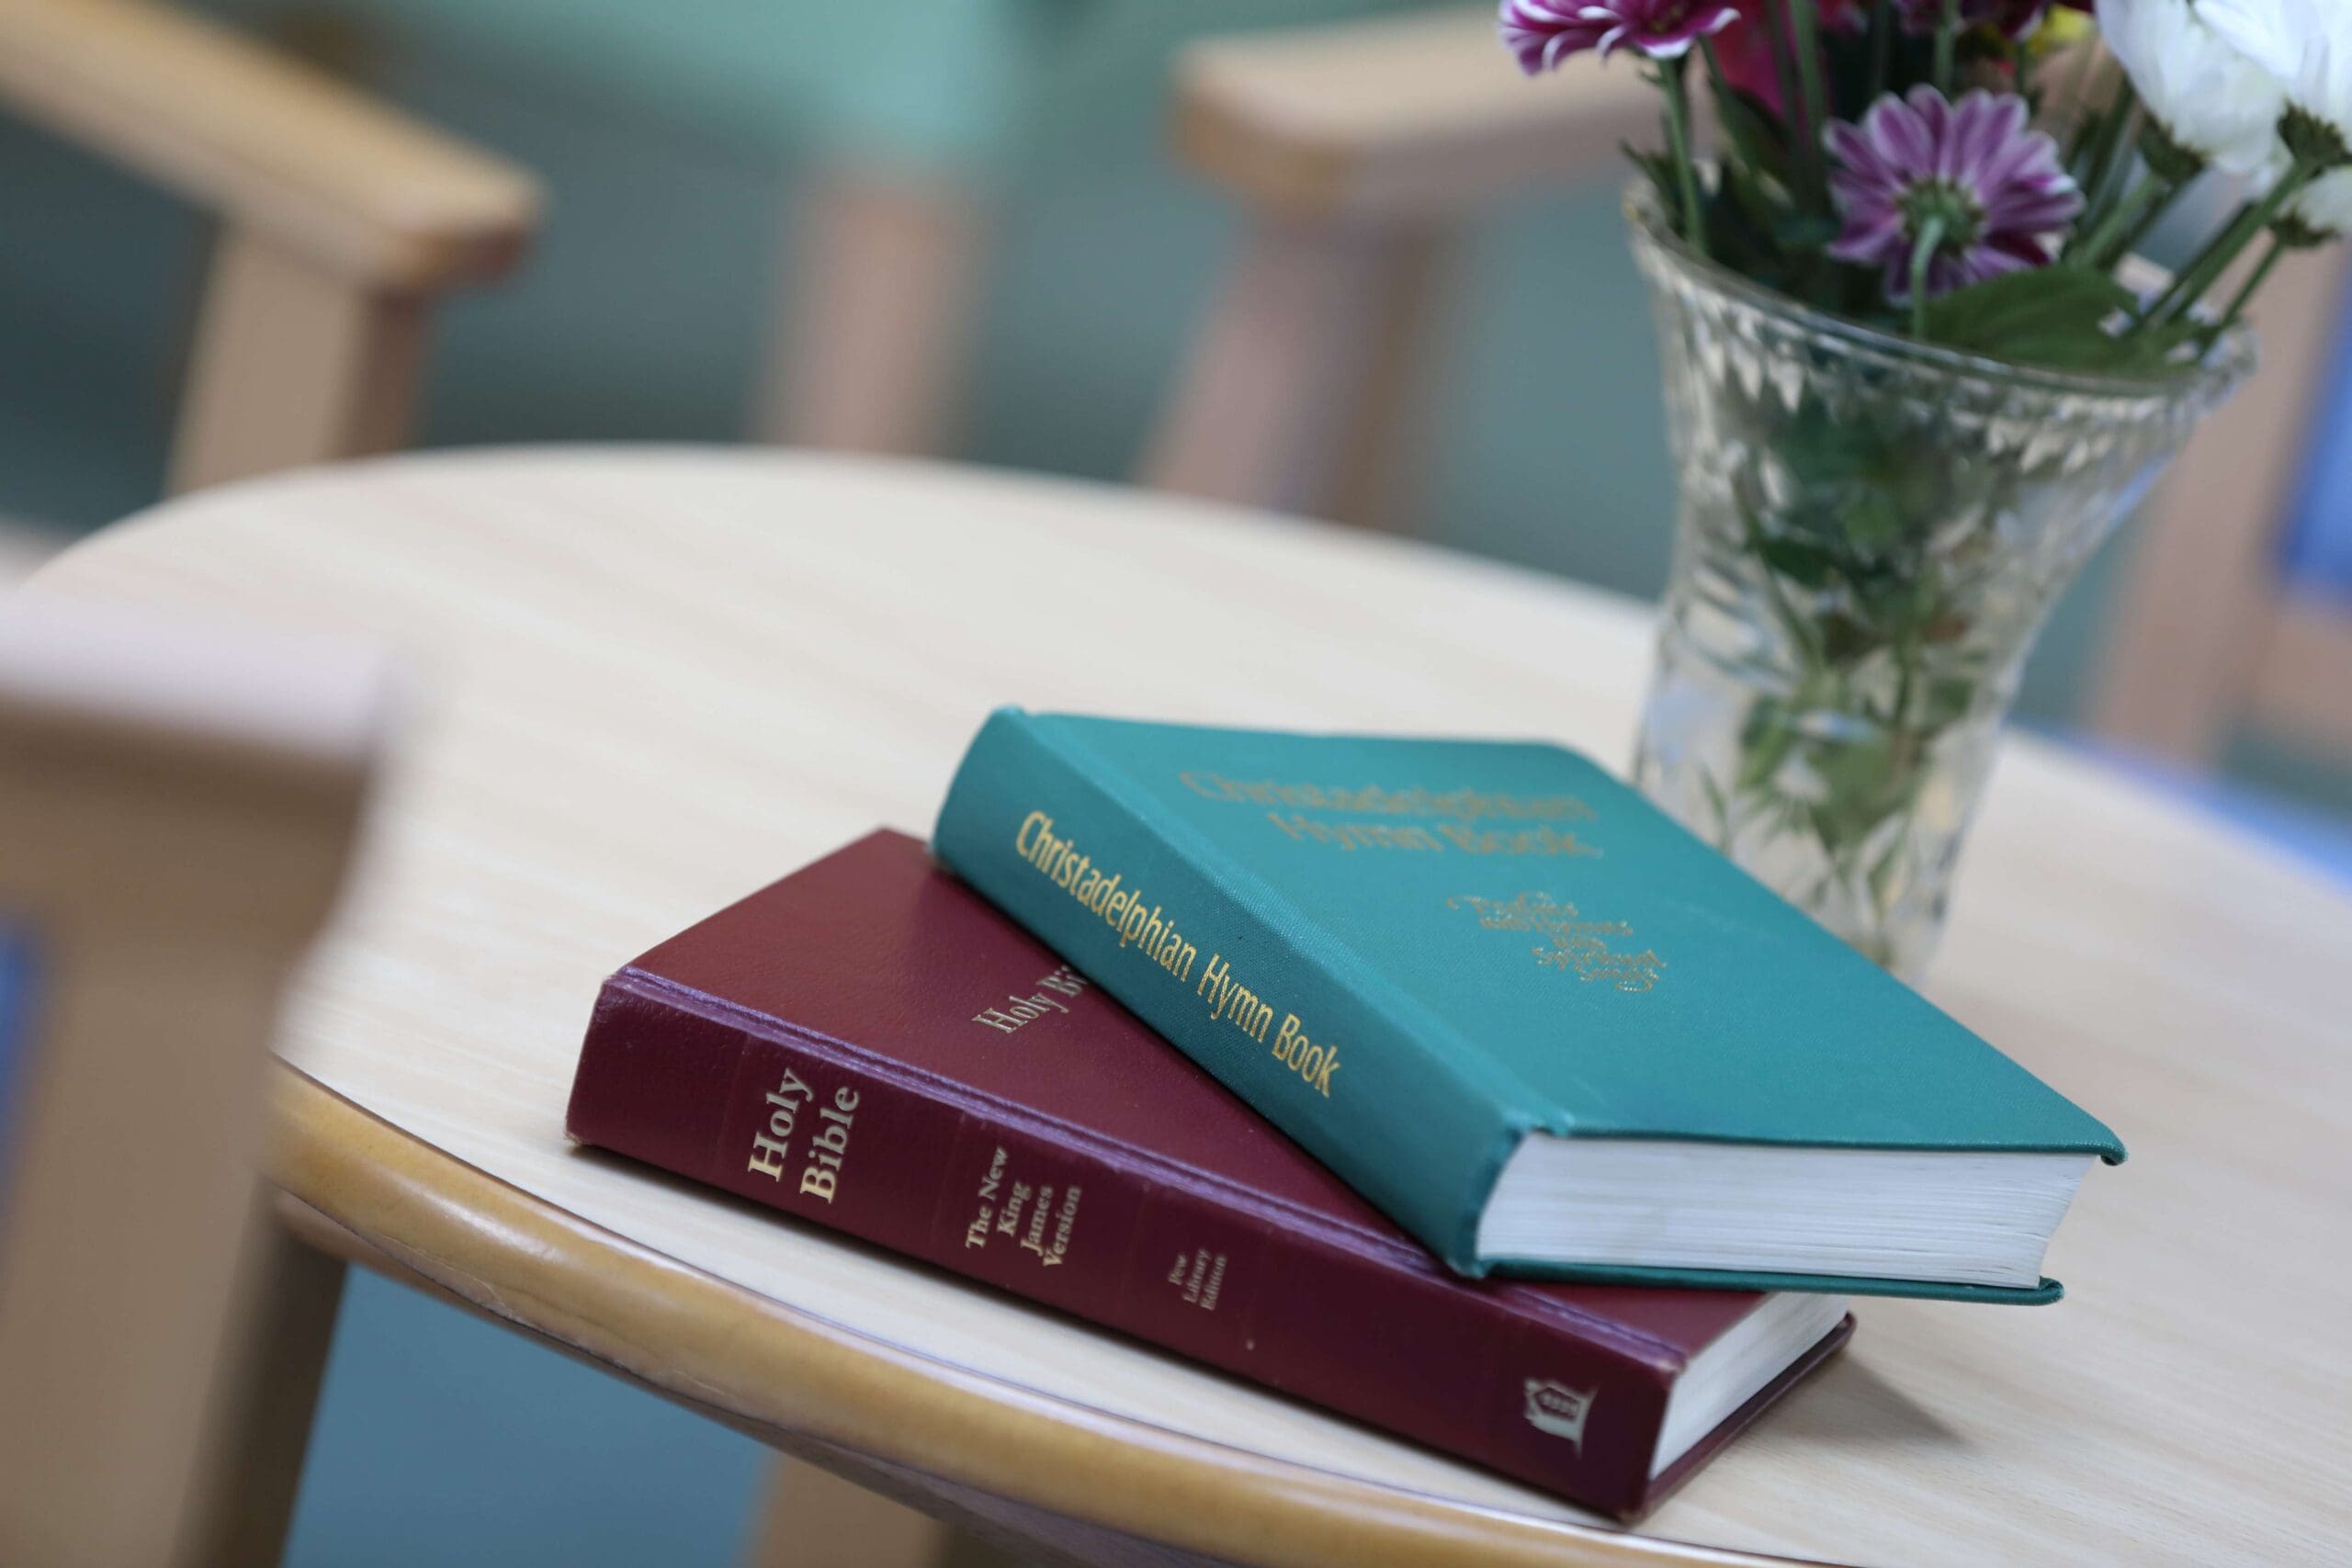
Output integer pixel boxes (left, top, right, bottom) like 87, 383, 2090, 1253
1445, 892, 1666, 993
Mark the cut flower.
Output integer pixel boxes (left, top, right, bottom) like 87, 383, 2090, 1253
2287, 167, 2352, 240
2199, 0, 2352, 165
2100, 0, 2288, 179
1499, 0, 1743, 72
1827, 87, 2084, 302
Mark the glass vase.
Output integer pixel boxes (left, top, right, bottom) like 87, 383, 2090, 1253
1624, 192, 2252, 980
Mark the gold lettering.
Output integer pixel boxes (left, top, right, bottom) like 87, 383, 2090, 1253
748, 1068, 813, 1179
1018, 1184, 1055, 1260
1005, 810, 1305, 1082
1270, 1014, 1340, 1097
1016, 810, 1050, 859
1267, 813, 1446, 852
998, 1180, 1032, 1236
1182, 774, 1595, 826
1450, 891, 1666, 993
1182, 771, 1243, 800
797, 1085, 858, 1203
747, 1131, 790, 1180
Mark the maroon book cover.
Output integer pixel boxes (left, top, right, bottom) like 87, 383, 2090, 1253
567, 829, 1851, 1518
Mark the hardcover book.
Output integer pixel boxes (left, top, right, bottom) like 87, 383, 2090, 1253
932, 710, 2124, 1303
566, 830, 1852, 1519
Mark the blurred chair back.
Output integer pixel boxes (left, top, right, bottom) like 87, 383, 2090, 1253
1144, 7, 1657, 525
0, 0, 539, 493
2095, 244, 2352, 764
0, 595, 390, 1565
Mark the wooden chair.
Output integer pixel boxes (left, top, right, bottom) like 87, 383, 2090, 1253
0, 0, 540, 494
0, 594, 390, 1564
1142, 6, 1656, 525
760, 5, 1654, 528
739, 0, 1456, 464
2094, 243, 2352, 763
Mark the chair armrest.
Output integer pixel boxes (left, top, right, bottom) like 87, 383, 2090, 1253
0, 592, 388, 1564
1173, 6, 1658, 220
0, 0, 539, 289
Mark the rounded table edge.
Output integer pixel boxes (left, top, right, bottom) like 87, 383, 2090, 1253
266, 1064, 1837, 1568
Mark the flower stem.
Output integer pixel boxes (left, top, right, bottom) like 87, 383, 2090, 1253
2075, 83, 2142, 237
2071, 172, 2165, 268
1869, 0, 1893, 103
2111, 176, 2186, 265
1789, 0, 1832, 189
2152, 164, 2314, 326
1934, 0, 1959, 96
2213, 232, 2288, 338
2071, 73, 2133, 192
1660, 55, 1709, 261
1765, 0, 1817, 212
1909, 214, 1947, 339
2057, 39, 2103, 155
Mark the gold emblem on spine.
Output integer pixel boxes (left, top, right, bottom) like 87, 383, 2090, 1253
1522, 1378, 1597, 1449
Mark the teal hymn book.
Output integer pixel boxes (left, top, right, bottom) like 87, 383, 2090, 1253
933, 710, 2124, 1304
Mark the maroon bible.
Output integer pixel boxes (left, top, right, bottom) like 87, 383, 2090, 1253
566, 829, 1851, 1518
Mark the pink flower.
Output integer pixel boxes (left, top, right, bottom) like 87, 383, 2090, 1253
1708, 6, 1787, 107
1707, 2, 1866, 115
1826, 87, 2083, 302
1500, 0, 1744, 72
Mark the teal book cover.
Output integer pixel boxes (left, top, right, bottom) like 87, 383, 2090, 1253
932, 710, 2123, 1303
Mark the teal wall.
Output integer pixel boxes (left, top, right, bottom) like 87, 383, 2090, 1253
285, 1271, 767, 1566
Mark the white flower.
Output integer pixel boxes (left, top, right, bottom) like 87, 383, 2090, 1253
2290, 167, 2352, 236
2100, 0, 2286, 178
2199, 0, 2352, 160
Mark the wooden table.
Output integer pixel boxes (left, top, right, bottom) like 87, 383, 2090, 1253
30, 449, 2352, 1567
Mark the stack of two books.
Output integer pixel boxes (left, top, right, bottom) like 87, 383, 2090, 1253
568, 712, 2121, 1518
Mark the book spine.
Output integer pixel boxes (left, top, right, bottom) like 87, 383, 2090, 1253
568, 973, 1678, 1517
932, 708, 1525, 1274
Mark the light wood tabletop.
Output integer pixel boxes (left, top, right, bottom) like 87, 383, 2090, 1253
25, 448, 2352, 1567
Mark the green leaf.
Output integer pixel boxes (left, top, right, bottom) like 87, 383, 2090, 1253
1837, 490, 1905, 554
2097, 316, 2210, 375
1735, 700, 1803, 794
1917, 675, 1981, 728
1623, 143, 1680, 231
1709, 161, 1798, 288
1807, 729, 1922, 845
1708, 78, 1791, 189
1866, 834, 1908, 906
1915, 265, 2226, 373
1817, 611, 1877, 665
1920, 266, 2141, 365
1772, 211, 1843, 255
1754, 536, 1843, 588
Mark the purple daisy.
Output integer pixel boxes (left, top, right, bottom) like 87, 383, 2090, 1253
1826, 87, 2083, 303
1499, 0, 1742, 73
